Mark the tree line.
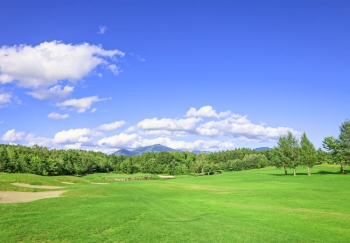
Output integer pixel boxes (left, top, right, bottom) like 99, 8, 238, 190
0, 144, 268, 176
0, 120, 349, 176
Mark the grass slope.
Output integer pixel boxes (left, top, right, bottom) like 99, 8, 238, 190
1, 165, 350, 242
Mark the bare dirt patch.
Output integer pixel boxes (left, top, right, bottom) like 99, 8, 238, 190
11, 183, 64, 189
0, 190, 66, 203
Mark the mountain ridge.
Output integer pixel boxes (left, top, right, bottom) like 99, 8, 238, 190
112, 144, 270, 156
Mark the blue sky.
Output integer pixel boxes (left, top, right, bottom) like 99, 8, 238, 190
0, 0, 349, 153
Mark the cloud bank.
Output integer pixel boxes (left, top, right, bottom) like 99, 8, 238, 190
3, 105, 298, 153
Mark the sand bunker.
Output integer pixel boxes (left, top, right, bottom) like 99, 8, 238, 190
0, 190, 65, 203
159, 175, 175, 179
61, 182, 75, 185
11, 183, 64, 189
91, 182, 109, 185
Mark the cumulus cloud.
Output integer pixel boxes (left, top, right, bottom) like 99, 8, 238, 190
196, 114, 296, 142
2, 129, 25, 142
0, 41, 124, 88
141, 130, 188, 137
47, 112, 69, 120
53, 128, 101, 144
64, 143, 82, 150
98, 133, 140, 148
26, 133, 53, 148
57, 95, 110, 113
136, 106, 296, 143
186, 105, 231, 118
6, 105, 299, 152
98, 26, 108, 34
27, 85, 74, 100
98, 121, 125, 131
137, 117, 201, 132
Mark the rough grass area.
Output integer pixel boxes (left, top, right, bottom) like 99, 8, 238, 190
1, 165, 350, 242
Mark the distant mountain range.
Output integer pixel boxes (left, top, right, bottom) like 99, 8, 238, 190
112, 144, 270, 156
254, 147, 271, 152
113, 144, 176, 156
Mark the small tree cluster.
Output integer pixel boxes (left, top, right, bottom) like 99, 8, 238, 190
271, 131, 317, 176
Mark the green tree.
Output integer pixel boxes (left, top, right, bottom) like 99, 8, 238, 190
196, 153, 208, 174
0, 146, 9, 172
277, 131, 300, 176
270, 148, 288, 175
323, 136, 345, 174
317, 148, 329, 164
300, 132, 317, 176
339, 120, 350, 166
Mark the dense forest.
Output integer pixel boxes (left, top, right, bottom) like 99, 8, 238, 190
0, 120, 349, 176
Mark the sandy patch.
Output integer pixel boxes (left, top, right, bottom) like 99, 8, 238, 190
11, 183, 64, 189
159, 175, 175, 179
61, 182, 75, 185
91, 182, 109, 185
0, 190, 66, 204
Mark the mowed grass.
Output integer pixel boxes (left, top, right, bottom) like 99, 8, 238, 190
1, 165, 350, 242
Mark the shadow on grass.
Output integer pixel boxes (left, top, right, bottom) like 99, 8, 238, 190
268, 169, 350, 176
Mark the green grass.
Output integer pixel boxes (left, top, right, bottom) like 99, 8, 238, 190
1, 165, 350, 242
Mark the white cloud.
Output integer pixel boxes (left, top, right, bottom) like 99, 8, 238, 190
129, 53, 146, 62
98, 26, 108, 34
53, 128, 100, 144
136, 107, 296, 143
0, 120, 3, 124
98, 133, 140, 148
141, 130, 188, 137
137, 117, 201, 132
0, 41, 124, 88
97, 132, 234, 151
138, 57, 145, 62
27, 85, 74, 100
57, 95, 110, 113
2, 129, 25, 142
124, 126, 136, 133
4, 105, 299, 152
64, 143, 82, 150
91, 108, 97, 113
0, 92, 12, 106
186, 105, 231, 118
47, 112, 69, 120
98, 121, 125, 131
26, 133, 53, 148
107, 64, 122, 75
196, 114, 296, 142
